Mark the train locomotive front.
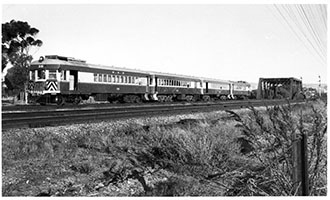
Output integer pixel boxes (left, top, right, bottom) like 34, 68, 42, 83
27, 55, 156, 104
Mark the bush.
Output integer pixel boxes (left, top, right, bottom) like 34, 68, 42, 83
224, 100, 327, 196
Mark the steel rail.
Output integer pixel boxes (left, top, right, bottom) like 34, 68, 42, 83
1, 99, 301, 130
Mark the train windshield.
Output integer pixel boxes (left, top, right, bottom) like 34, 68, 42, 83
37, 69, 45, 80
49, 70, 57, 79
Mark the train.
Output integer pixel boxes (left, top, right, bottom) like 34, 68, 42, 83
27, 55, 252, 105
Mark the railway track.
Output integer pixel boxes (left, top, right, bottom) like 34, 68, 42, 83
2, 99, 301, 130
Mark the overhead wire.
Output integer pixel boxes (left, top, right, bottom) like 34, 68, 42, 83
303, 5, 326, 58
296, 4, 326, 62
272, 4, 327, 65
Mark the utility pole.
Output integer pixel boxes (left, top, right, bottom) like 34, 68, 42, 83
318, 75, 322, 97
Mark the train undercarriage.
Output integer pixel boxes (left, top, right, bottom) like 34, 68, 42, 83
28, 92, 249, 106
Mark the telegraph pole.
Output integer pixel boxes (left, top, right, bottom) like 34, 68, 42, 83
318, 75, 321, 96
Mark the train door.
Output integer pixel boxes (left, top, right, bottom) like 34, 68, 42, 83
200, 80, 204, 95
69, 70, 78, 90
155, 77, 158, 93
229, 83, 234, 99
145, 76, 150, 93
206, 82, 209, 93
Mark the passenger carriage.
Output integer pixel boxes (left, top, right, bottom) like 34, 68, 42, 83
27, 55, 251, 104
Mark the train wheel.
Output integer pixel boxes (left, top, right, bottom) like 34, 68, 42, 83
158, 95, 166, 102
186, 95, 193, 101
57, 95, 65, 106
220, 95, 227, 101
202, 95, 210, 101
134, 95, 142, 103
74, 96, 82, 104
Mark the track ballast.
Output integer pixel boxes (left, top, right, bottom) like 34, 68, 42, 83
2, 99, 303, 130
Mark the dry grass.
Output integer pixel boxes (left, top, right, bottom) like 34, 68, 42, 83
2, 100, 327, 196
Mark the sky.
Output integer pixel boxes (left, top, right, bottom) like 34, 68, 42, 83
1, 1, 328, 84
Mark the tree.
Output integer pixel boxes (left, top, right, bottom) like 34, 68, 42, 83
2, 20, 42, 102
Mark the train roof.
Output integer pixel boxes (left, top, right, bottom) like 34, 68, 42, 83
30, 55, 237, 84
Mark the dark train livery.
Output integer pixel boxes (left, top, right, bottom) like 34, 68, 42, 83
27, 55, 252, 104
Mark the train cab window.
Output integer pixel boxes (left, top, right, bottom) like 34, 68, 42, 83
37, 69, 45, 80
48, 70, 57, 79
30, 70, 35, 81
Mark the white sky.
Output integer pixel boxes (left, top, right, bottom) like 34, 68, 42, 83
1, 1, 328, 84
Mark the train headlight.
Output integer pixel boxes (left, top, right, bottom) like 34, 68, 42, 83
39, 56, 44, 62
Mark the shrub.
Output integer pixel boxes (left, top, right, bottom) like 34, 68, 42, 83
224, 100, 327, 196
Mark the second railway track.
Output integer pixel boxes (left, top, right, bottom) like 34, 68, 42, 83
2, 99, 302, 130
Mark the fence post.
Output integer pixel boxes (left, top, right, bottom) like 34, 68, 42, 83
292, 133, 302, 195
301, 133, 309, 195
292, 133, 309, 196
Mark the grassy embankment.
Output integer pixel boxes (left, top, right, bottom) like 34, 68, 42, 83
2, 99, 327, 196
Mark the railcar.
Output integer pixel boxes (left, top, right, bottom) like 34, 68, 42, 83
231, 81, 252, 99
27, 55, 251, 104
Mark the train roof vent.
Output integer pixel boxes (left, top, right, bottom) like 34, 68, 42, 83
45, 55, 86, 63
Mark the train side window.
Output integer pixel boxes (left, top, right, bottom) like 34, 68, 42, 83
94, 74, 98, 82
102, 74, 106, 82
61, 70, 67, 81
37, 69, 45, 80
128, 76, 131, 84
107, 74, 111, 82
98, 74, 102, 82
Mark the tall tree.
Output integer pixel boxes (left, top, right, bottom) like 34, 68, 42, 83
2, 20, 42, 102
